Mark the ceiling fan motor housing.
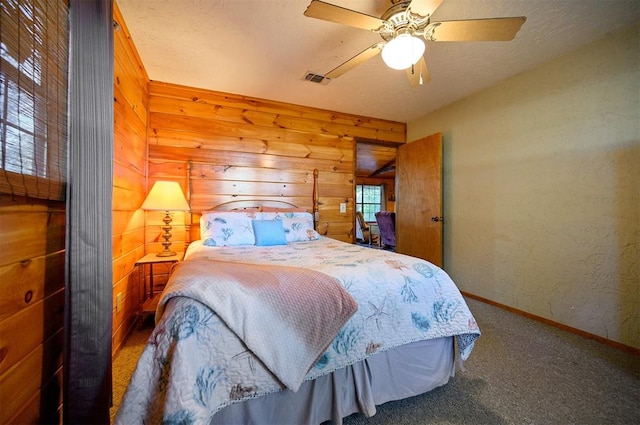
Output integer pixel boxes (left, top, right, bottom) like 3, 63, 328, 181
380, 0, 430, 41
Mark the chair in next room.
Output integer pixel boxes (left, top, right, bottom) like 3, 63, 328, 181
374, 211, 396, 250
356, 211, 378, 245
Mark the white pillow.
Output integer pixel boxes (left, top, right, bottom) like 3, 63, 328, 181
261, 212, 320, 242
200, 211, 259, 246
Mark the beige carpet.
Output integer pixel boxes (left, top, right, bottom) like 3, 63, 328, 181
110, 322, 153, 423
341, 297, 640, 424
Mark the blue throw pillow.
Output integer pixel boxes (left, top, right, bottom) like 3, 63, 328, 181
252, 220, 287, 246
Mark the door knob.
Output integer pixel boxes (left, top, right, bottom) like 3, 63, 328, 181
431, 216, 444, 222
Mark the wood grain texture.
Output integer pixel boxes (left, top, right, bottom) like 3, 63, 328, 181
0, 290, 64, 376
396, 133, 443, 266
0, 198, 65, 423
0, 208, 65, 265
111, 1, 149, 355
6, 365, 63, 425
147, 81, 405, 242
148, 82, 405, 137
0, 251, 64, 322
0, 332, 63, 424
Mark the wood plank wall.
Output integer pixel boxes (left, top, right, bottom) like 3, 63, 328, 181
111, 3, 148, 354
147, 81, 406, 247
0, 197, 65, 423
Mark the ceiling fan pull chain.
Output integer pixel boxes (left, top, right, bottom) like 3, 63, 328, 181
410, 60, 424, 85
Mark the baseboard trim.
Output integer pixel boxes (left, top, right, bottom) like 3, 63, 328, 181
461, 291, 640, 356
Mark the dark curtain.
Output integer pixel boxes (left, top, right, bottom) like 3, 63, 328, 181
64, 0, 114, 423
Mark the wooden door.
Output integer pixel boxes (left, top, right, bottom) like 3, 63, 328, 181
395, 132, 443, 266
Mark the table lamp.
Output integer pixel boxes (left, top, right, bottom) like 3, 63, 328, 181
141, 181, 190, 257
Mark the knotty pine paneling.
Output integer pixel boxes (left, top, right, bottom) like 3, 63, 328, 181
112, 2, 149, 354
0, 250, 65, 322
0, 196, 65, 424
150, 145, 353, 174
112, 248, 145, 294
8, 365, 63, 425
149, 82, 405, 140
147, 81, 405, 243
0, 290, 64, 376
0, 206, 65, 266
0, 330, 63, 424
112, 271, 140, 357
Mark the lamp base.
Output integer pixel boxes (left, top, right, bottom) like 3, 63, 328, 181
156, 211, 176, 257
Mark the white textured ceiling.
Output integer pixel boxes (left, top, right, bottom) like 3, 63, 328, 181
116, 0, 639, 123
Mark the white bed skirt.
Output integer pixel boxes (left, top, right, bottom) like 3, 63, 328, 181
211, 336, 455, 425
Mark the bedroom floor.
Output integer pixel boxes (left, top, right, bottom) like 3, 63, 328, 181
355, 240, 394, 251
111, 298, 639, 424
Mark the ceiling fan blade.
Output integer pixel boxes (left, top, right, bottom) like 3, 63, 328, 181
407, 0, 445, 18
304, 0, 387, 31
405, 56, 430, 87
426, 17, 526, 41
325, 43, 383, 79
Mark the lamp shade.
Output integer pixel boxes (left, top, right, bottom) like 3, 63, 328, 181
381, 34, 425, 70
141, 181, 190, 211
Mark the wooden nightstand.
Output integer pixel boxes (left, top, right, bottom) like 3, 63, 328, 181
135, 252, 183, 323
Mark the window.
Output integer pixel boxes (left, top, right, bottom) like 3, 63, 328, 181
356, 184, 382, 222
0, 0, 69, 200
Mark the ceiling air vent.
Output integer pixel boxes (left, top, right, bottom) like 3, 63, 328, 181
303, 71, 331, 85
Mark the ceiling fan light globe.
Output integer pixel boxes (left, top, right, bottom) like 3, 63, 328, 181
381, 34, 425, 70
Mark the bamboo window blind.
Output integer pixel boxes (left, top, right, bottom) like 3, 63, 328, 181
0, 0, 69, 200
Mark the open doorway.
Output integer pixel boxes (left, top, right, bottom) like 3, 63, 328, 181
355, 141, 398, 246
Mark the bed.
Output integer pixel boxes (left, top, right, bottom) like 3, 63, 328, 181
115, 205, 480, 425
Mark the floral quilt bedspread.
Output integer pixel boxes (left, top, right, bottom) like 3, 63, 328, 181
116, 238, 480, 425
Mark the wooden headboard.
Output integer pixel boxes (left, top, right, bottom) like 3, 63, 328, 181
208, 200, 300, 211
186, 167, 320, 242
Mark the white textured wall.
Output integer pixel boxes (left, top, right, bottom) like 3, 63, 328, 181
408, 24, 639, 349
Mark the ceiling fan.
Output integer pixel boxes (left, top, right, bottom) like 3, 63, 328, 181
304, 0, 526, 86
